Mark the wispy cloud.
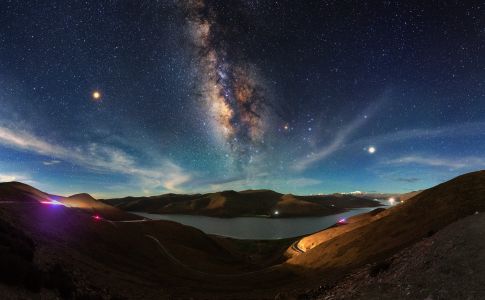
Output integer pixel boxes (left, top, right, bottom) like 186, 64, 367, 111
43, 160, 61, 166
385, 155, 485, 169
0, 172, 35, 184
286, 177, 322, 187
292, 114, 485, 172
394, 177, 421, 183
0, 126, 192, 192
0, 127, 71, 158
357, 121, 485, 146
291, 117, 366, 171
292, 96, 387, 171
190, 172, 322, 193
0, 173, 27, 182
0, 174, 17, 182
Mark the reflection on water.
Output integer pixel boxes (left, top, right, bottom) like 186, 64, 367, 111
132, 205, 388, 240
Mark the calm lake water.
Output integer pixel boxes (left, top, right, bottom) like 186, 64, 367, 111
132, 203, 390, 240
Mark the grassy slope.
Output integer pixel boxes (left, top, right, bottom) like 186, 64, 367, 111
311, 212, 485, 299
287, 171, 485, 283
1, 170, 484, 298
0, 182, 302, 298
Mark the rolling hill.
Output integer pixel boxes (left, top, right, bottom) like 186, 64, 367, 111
103, 189, 383, 218
0, 181, 284, 298
285, 170, 485, 287
309, 212, 485, 299
0, 170, 484, 299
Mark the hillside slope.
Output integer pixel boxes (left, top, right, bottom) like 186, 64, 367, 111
103, 190, 382, 218
0, 182, 141, 221
287, 171, 485, 281
310, 212, 485, 299
0, 182, 292, 299
1, 170, 484, 299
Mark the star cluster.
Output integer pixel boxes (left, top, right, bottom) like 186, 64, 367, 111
182, 0, 271, 167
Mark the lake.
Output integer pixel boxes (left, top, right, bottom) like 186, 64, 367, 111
132, 203, 390, 240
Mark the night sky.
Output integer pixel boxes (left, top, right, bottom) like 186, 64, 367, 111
0, 1, 484, 197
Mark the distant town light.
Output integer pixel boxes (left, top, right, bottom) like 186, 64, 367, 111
388, 197, 396, 205
274, 210, 279, 216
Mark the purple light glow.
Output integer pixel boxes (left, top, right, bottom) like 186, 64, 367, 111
40, 200, 64, 206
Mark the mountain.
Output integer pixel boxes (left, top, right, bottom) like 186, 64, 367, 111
286, 207, 386, 255
285, 192, 420, 255
285, 170, 485, 289
0, 181, 140, 221
1, 170, 484, 299
103, 189, 383, 218
0, 181, 275, 298
308, 212, 485, 299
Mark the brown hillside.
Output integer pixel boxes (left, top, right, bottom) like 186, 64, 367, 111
311, 212, 485, 299
103, 190, 382, 218
1, 171, 484, 299
286, 170, 485, 281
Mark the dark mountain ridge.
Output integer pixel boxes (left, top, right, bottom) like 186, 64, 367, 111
103, 189, 383, 218
0, 170, 484, 298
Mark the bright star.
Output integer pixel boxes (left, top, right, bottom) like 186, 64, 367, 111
92, 90, 101, 100
367, 146, 376, 154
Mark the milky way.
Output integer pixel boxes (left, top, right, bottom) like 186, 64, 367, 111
1, 0, 484, 196
181, 0, 268, 166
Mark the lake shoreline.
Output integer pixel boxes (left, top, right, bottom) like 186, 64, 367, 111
132, 206, 381, 219
129, 198, 389, 219
131, 206, 388, 240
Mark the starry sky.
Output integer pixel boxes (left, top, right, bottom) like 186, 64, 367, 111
0, 0, 484, 197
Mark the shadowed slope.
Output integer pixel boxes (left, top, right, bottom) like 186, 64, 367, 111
0, 182, 297, 298
0, 182, 141, 221
311, 212, 485, 299
287, 208, 386, 255
287, 171, 485, 281
0, 182, 51, 202
1, 171, 484, 299
103, 190, 382, 218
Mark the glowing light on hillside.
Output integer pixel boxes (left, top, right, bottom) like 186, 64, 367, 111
338, 218, 346, 224
274, 210, 279, 216
40, 200, 64, 206
388, 197, 396, 205
92, 215, 102, 221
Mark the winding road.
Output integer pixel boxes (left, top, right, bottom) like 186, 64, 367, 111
290, 241, 305, 254
104, 217, 282, 278
0, 200, 285, 279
